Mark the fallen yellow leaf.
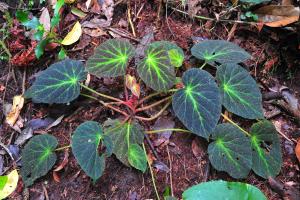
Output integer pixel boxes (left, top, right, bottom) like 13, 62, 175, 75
64, 0, 76, 4
61, 21, 82, 45
6, 95, 24, 126
0, 170, 19, 199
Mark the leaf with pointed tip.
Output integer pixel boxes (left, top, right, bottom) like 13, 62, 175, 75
172, 68, 221, 139
183, 180, 267, 200
250, 120, 282, 179
216, 64, 264, 119
21, 134, 58, 187
128, 144, 147, 172
149, 41, 184, 68
137, 44, 176, 91
71, 121, 112, 181
86, 39, 135, 77
191, 40, 251, 65
104, 120, 144, 168
25, 59, 86, 104
208, 123, 252, 179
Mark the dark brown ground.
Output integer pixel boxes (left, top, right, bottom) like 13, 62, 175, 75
0, 0, 300, 199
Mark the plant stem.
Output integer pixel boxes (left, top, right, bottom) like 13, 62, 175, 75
221, 113, 251, 137
138, 89, 177, 105
145, 128, 191, 134
142, 143, 161, 200
135, 101, 171, 121
80, 83, 124, 103
136, 96, 172, 112
55, 145, 71, 151
0, 40, 12, 58
200, 62, 207, 69
81, 93, 129, 117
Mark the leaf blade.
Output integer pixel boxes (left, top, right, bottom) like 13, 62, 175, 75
137, 44, 176, 91
86, 39, 135, 77
61, 21, 82, 46
250, 120, 282, 179
216, 64, 264, 119
128, 144, 147, 172
172, 68, 221, 139
208, 123, 252, 178
21, 135, 58, 187
71, 121, 112, 181
191, 40, 251, 65
24, 59, 86, 104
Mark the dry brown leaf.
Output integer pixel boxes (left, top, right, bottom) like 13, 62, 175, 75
6, 95, 24, 126
254, 5, 300, 27
296, 139, 300, 162
83, 27, 106, 37
54, 149, 69, 171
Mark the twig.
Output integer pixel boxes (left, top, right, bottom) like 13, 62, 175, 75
145, 128, 191, 134
127, 0, 136, 37
166, 145, 174, 197
142, 143, 161, 200
135, 101, 171, 121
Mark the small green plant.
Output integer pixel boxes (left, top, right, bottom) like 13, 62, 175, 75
16, 0, 68, 59
21, 39, 282, 192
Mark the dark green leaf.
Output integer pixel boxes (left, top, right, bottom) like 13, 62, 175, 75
182, 180, 267, 200
50, 0, 64, 27
58, 48, 67, 60
71, 121, 112, 181
149, 41, 184, 68
137, 44, 176, 91
104, 120, 144, 167
86, 39, 135, 77
191, 40, 251, 65
25, 59, 86, 104
216, 64, 264, 119
21, 134, 58, 187
128, 144, 147, 172
35, 38, 50, 59
250, 120, 282, 179
208, 123, 252, 179
240, 0, 270, 4
16, 11, 29, 23
172, 68, 221, 139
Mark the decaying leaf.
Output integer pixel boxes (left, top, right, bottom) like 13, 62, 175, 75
39, 8, 51, 33
131, 83, 140, 98
61, 21, 82, 45
0, 170, 19, 199
6, 95, 24, 127
296, 139, 300, 162
254, 5, 300, 27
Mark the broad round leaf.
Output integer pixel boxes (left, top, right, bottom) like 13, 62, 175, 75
25, 59, 86, 104
21, 134, 58, 187
104, 120, 144, 167
0, 170, 19, 199
183, 180, 267, 200
137, 44, 176, 91
71, 121, 113, 181
149, 41, 184, 68
191, 40, 251, 65
128, 144, 147, 172
216, 64, 264, 119
208, 123, 252, 179
250, 120, 282, 179
86, 39, 135, 77
172, 68, 221, 139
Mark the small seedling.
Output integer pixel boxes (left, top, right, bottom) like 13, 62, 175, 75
21, 39, 282, 188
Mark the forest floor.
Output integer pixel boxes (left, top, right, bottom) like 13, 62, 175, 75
0, 0, 300, 199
